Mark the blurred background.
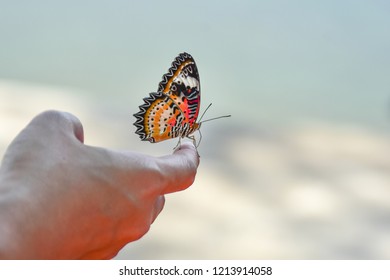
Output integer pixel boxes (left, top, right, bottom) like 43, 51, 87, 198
1, 0, 390, 259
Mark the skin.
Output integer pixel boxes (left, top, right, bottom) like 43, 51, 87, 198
0, 110, 199, 259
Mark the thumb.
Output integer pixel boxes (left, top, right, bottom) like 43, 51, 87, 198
157, 142, 200, 194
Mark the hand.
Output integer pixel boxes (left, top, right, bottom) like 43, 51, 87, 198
0, 110, 199, 259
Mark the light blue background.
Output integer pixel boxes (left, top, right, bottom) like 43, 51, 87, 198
1, 0, 389, 128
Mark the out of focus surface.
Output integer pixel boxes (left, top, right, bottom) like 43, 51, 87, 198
1, 1, 390, 259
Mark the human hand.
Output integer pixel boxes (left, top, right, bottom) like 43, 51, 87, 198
0, 110, 199, 259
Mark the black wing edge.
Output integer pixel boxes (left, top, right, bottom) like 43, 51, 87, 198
157, 52, 193, 92
133, 91, 166, 142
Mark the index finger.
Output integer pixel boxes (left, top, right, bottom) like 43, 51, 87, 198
157, 142, 200, 194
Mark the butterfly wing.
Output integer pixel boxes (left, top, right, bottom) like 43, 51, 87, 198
134, 92, 187, 143
158, 52, 201, 127
134, 53, 201, 143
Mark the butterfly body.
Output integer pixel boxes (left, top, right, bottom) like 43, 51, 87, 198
134, 53, 201, 143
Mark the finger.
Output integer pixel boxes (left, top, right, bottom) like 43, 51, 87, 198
157, 142, 200, 194
30, 110, 84, 143
151, 195, 165, 224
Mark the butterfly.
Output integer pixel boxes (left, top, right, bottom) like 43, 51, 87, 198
133, 52, 230, 148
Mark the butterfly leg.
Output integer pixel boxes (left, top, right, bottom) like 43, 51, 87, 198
187, 131, 201, 147
197, 129, 202, 148
186, 135, 196, 147
186, 135, 200, 156
173, 137, 182, 150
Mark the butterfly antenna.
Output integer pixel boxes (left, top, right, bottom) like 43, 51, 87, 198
198, 103, 213, 122
198, 103, 231, 123
200, 114, 231, 123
